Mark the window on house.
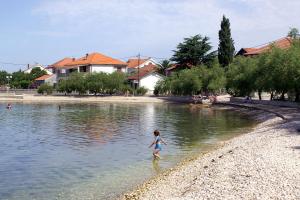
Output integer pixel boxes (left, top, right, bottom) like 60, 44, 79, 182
80, 66, 87, 72
117, 67, 122, 72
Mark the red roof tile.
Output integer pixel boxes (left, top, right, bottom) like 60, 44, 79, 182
35, 74, 53, 81
127, 58, 148, 68
65, 52, 126, 67
49, 57, 74, 69
241, 37, 293, 56
166, 63, 193, 71
166, 64, 179, 71
128, 64, 159, 80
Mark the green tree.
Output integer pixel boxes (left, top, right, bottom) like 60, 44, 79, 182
268, 47, 293, 100
9, 67, 48, 89
218, 15, 235, 67
204, 63, 226, 93
105, 72, 126, 94
155, 69, 200, 96
171, 35, 216, 68
288, 27, 299, 39
11, 70, 32, 89
154, 78, 172, 95
68, 73, 87, 95
155, 62, 226, 96
173, 69, 202, 95
226, 56, 258, 96
288, 40, 300, 101
136, 87, 148, 96
86, 72, 107, 95
158, 59, 171, 75
226, 44, 300, 101
254, 52, 274, 99
56, 79, 72, 94
56, 72, 129, 95
37, 84, 53, 95
0, 70, 9, 86
30, 67, 48, 80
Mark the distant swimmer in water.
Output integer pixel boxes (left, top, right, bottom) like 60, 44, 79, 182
149, 130, 167, 159
58, 105, 61, 111
6, 103, 12, 109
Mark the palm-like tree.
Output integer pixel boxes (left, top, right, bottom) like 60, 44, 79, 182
158, 59, 171, 75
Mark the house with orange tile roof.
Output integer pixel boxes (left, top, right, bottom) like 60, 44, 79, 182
48, 52, 127, 81
126, 57, 158, 73
236, 37, 293, 56
46, 57, 74, 73
34, 74, 56, 86
128, 63, 164, 94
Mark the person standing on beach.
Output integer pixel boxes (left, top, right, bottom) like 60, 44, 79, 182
149, 130, 167, 159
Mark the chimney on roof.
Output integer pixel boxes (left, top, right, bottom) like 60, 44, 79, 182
72, 58, 75, 61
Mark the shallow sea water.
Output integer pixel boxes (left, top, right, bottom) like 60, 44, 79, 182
0, 103, 255, 199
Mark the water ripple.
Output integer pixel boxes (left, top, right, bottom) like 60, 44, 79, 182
0, 103, 255, 200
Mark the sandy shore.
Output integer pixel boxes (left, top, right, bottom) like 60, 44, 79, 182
0, 95, 168, 103
121, 103, 300, 200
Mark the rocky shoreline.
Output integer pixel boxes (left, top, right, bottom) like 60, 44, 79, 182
121, 103, 300, 200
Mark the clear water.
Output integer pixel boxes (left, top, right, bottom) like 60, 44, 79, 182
0, 103, 255, 200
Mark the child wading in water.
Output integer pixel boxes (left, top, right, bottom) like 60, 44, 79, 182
149, 130, 167, 159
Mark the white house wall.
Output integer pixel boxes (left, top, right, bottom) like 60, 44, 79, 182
119, 66, 127, 73
140, 73, 164, 94
139, 59, 159, 69
91, 65, 126, 73
44, 75, 57, 86
24, 65, 53, 75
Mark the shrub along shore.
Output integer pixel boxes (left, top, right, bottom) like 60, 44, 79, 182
38, 72, 148, 96
155, 41, 300, 102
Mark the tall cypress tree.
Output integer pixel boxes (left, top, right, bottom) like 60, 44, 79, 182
218, 15, 235, 67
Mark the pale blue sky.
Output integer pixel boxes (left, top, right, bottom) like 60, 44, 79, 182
0, 0, 300, 72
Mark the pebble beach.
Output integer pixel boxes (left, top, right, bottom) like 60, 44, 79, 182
122, 104, 300, 200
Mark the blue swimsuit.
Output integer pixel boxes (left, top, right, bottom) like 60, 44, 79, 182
154, 136, 162, 151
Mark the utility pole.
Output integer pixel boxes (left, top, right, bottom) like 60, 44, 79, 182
137, 53, 140, 88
